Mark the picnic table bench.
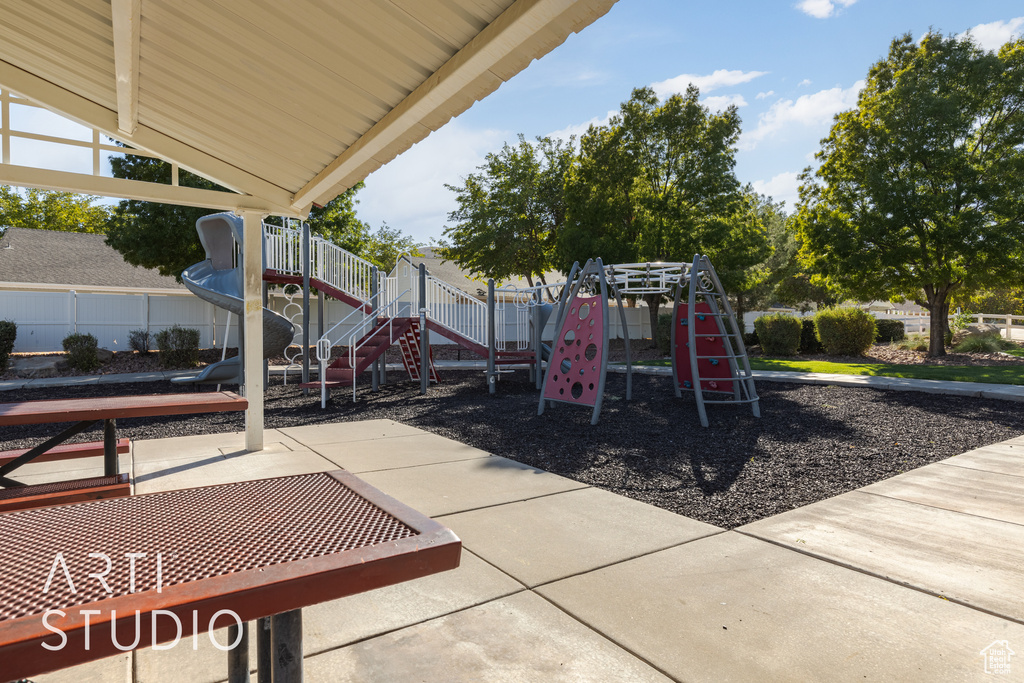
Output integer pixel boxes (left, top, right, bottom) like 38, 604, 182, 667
0, 469, 461, 682
0, 392, 248, 501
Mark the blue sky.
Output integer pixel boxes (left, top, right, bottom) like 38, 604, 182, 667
357, 0, 1024, 245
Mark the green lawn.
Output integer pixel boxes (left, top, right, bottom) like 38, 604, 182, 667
630, 357, 1024, 385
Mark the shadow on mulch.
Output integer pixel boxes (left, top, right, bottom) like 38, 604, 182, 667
2, 370, 1022, 529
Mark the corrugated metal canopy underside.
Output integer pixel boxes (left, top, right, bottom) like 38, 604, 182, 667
0, 0, 616, 215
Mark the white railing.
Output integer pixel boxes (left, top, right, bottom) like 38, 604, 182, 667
263, 224, 303, 276
425, 276, 490, 348
311, 238, 376, 303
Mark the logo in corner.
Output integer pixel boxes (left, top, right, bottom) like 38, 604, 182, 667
981, 640, 1014, 676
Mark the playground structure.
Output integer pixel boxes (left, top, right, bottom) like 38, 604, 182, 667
538, 258, 760, 426
186, 214, 758, 426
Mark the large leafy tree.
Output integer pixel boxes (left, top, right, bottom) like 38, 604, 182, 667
796, 32, 1024, 356
440, 135, 573, 287
104, 154, 377, 279
0, 186, 110, 233
559, 86, 769, 336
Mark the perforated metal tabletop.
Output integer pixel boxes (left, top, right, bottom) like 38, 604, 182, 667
0, 470, 461, 682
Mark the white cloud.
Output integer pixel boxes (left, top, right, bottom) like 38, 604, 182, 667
959, 17, 1024, 52
547, 110, 617, 143
752, 171, 802, 208
702, 94, 748, 111
651, 69, 768, 98
740, 80, 865, 150
755, 91, 775, 100
798, 79, 812, 87
357, 122, 510, 245
796, 0, 856, 19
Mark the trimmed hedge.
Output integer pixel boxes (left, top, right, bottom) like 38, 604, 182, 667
799, 318, 824, 354
155, 325, 201, 368
63, 332, 100, 371
814, 307, 877, 356
754, 313, 801, 356
0, 320, 16, 372
875, 318, 906, 343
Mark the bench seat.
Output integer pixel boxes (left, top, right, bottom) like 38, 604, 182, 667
0, 438, 130, 468
0, 473, 130, 512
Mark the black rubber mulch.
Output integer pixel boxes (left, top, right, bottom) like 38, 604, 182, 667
2, 371, 1022, 529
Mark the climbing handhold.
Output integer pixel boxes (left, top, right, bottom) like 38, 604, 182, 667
683, 380, 692, 389
710, 359, 720, 366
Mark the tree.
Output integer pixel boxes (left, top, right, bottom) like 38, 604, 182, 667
363, 222, 420, 273
0, 185, 110, 233
795, 33, 1024, 356
559, 86, 770, 337
440, 135, 573, 287
105, 154, 376, 279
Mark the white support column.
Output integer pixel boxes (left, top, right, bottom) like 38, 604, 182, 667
241, 210, 265, 452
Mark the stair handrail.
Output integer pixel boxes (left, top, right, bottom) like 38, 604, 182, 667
314, 286, 411, 407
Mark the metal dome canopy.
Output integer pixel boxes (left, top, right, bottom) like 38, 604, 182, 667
0, 0, 617, 216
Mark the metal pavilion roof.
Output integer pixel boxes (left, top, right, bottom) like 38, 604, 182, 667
0, 0, 617, 216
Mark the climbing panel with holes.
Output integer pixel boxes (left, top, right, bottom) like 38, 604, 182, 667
543, 297, 604, 406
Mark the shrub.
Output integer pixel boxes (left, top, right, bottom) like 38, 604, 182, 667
875, 319, 906, 343
155, 325, 201, 368
742, 331, 759, 348
953, 333, 1014, 354
896, 335, 929, 353
62, 332, 100, 371
799, 318, 824, 354
0, 320, 16, 372
128, 329, 151, 355
753, 313, 801, 356
814, 308, 877, 356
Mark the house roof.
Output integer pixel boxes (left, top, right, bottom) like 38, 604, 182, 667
0, 227, 184, 291
400, 247, 563, 299
0, 0, 618, 215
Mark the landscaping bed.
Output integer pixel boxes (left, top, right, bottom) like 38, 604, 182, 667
2, 370, 1022, 529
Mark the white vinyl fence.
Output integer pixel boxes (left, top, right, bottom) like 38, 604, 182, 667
2, 288, 656, 354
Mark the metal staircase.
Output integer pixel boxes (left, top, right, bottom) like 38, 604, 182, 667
397, 320, 440, 384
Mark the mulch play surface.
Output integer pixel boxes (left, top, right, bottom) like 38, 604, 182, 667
2, 370, 1022, 528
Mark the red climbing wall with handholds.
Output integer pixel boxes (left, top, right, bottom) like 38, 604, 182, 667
674, 302, 735, 394
543, 295, 604, 406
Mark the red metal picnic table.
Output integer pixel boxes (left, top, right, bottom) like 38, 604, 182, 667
0, 469, 461, 682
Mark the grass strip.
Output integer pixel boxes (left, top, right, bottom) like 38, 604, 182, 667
629, 358, 1024, 385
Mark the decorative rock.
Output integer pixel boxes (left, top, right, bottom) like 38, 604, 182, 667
96, 347, 114, 363
9, 355, 61, 378
953, 323, 1001, 345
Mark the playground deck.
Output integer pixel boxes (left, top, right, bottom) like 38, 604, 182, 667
12, 418, 1024, 682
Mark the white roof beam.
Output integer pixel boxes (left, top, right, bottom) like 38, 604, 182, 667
0, 59, 296, 210
0, 163, 304, 216
111, 0, 141, 136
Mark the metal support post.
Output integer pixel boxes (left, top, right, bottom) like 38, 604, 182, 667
301, 223, 311, 392
256, 617, 272, 683
103, 418, 117, 476
487, 279, 496, 394
533, 294, 543, 390
419, 263, 428, 395
270, 610, 302, 682
371, 266, 379, 392
227, 621, 250, 683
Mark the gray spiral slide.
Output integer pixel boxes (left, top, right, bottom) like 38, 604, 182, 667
171, 213, 295, 385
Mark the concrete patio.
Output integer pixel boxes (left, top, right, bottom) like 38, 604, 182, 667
19, 419, 1024, 682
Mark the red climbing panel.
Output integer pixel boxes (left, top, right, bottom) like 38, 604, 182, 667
674, 302, 735, 394
543, 295, 604, 406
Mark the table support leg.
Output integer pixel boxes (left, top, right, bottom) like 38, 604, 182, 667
271, 609, 303, 682
103, 419, 118, 476
257, 616, 272, 683
227, 621, 250, 683
0, 419, 99, 484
